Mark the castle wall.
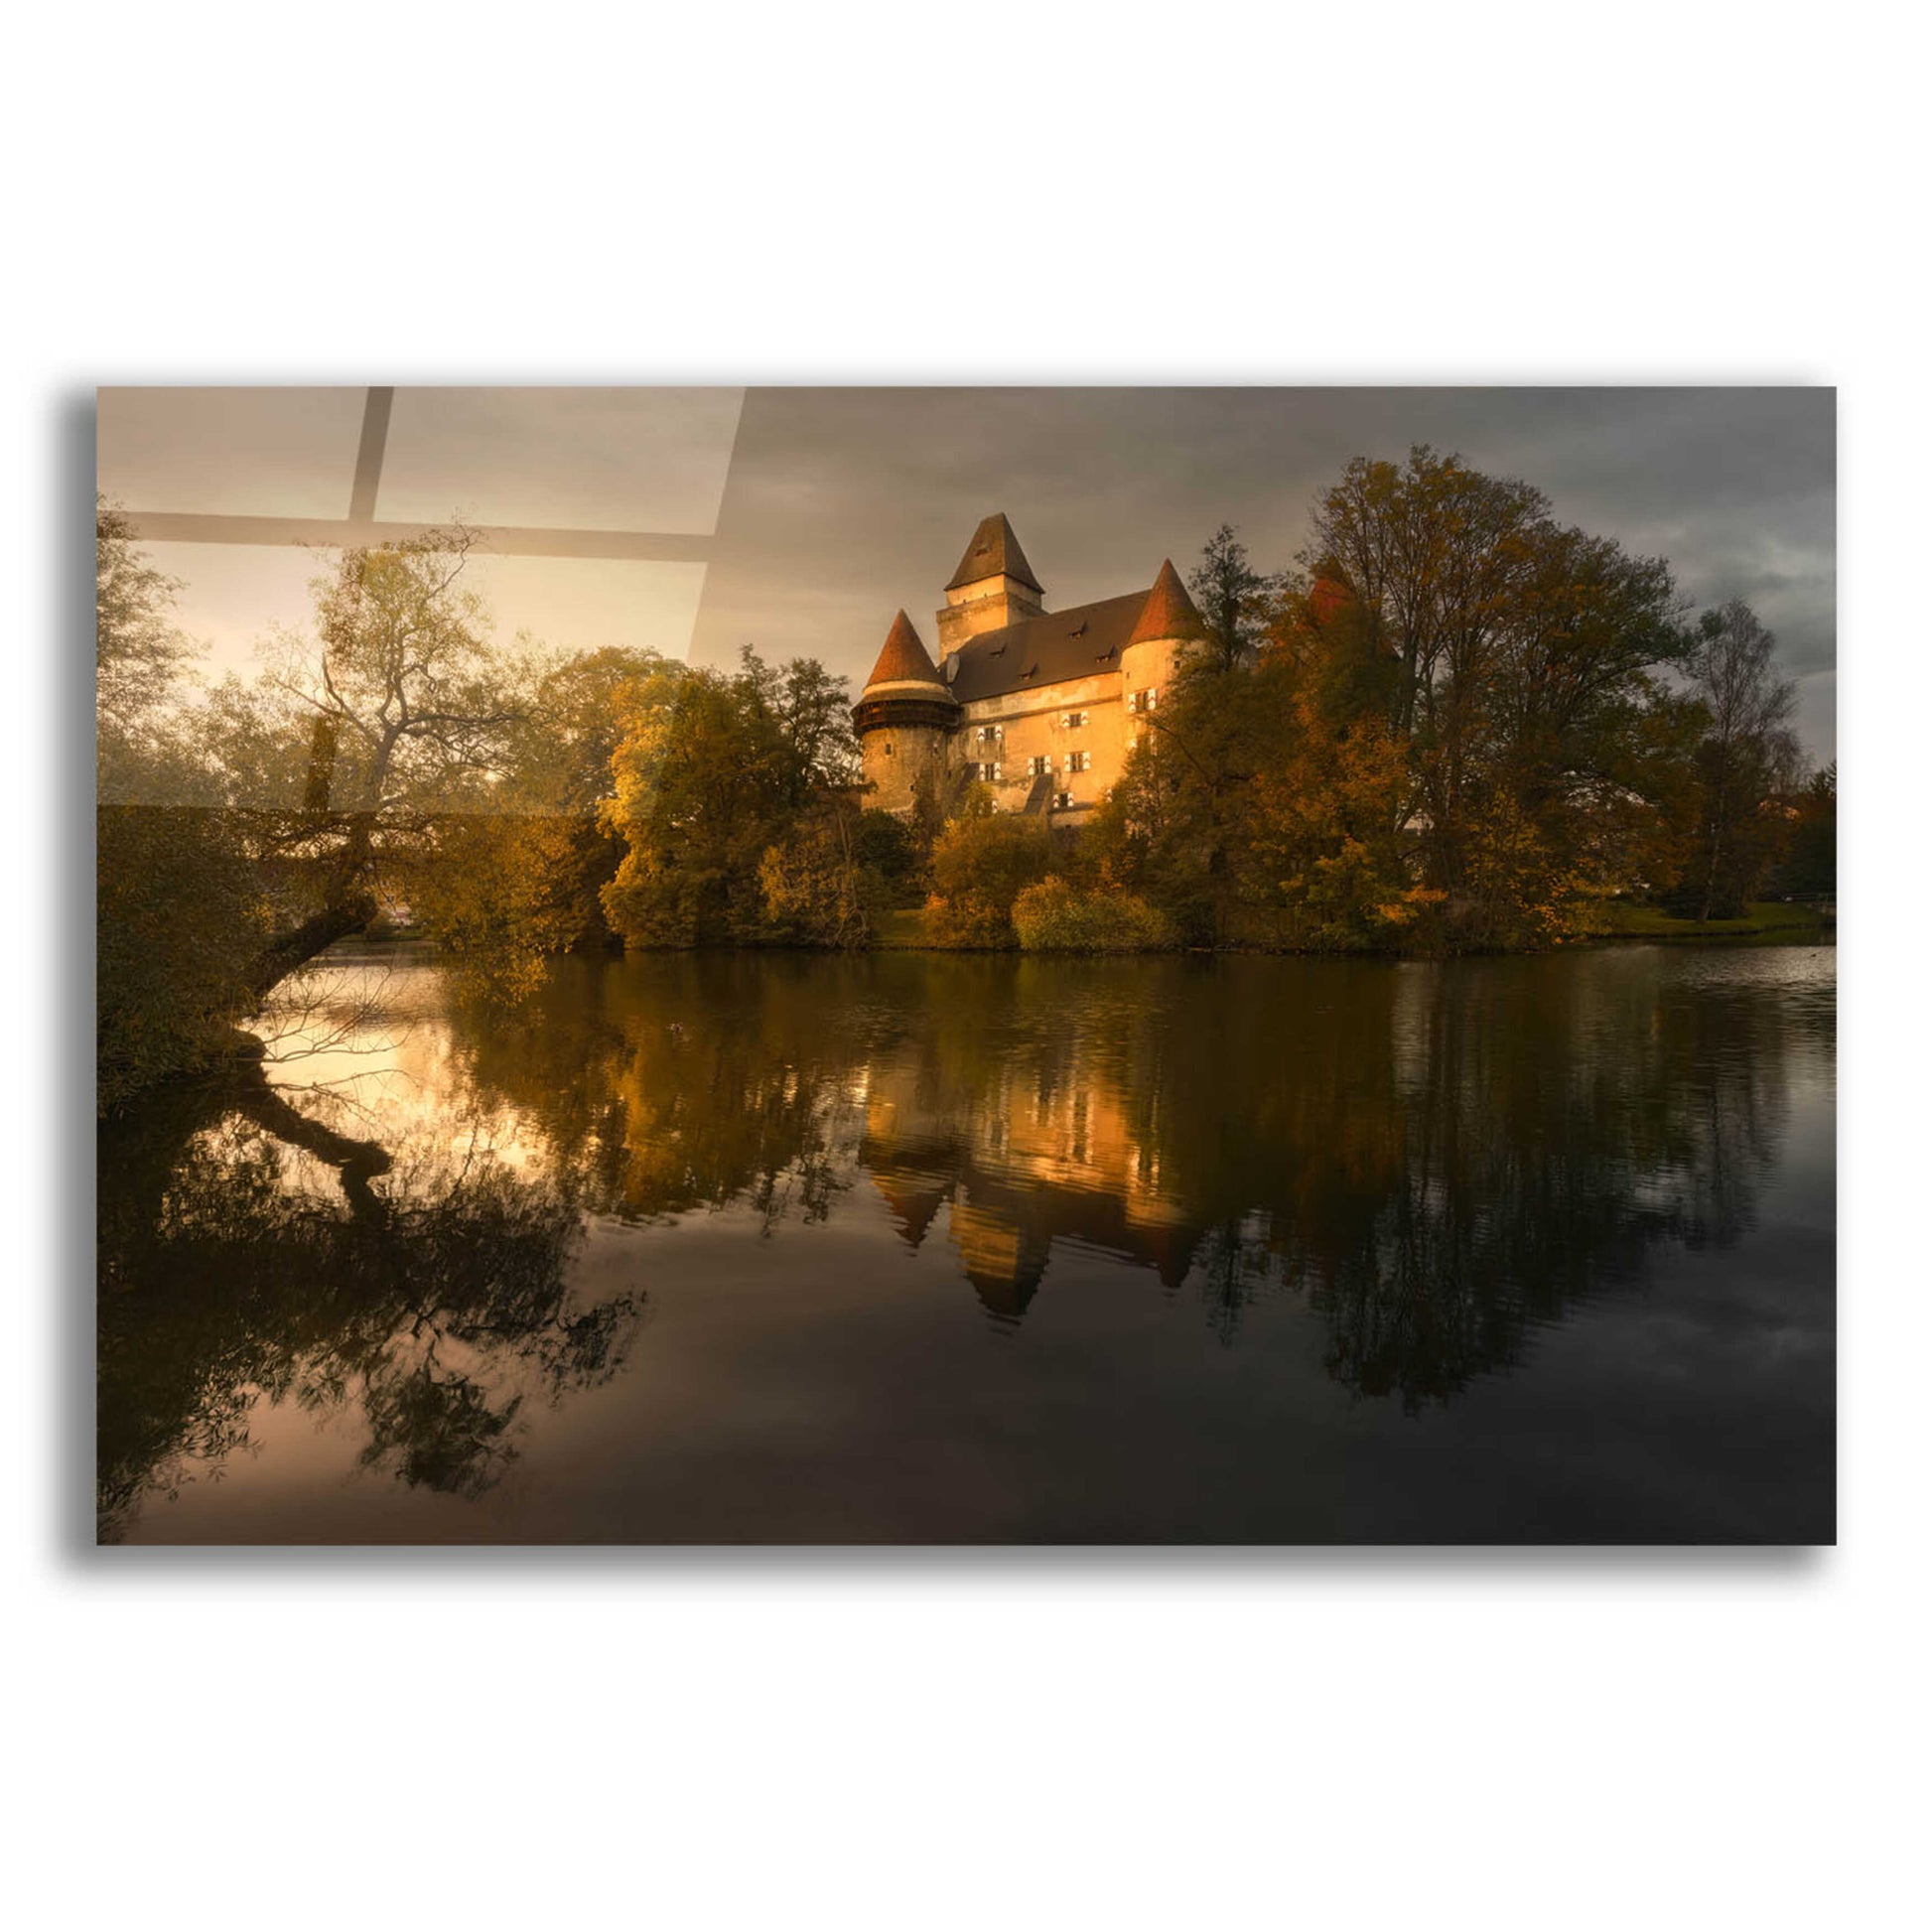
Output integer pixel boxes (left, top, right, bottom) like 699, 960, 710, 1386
950, 670, 1129, 817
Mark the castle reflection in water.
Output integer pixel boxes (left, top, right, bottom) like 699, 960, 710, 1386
861, 1010, 1198, 1324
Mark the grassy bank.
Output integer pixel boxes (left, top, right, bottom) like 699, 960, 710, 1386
873, 899, 1830, 954
1590, 899, 1829, 943
874, 908, 950, 950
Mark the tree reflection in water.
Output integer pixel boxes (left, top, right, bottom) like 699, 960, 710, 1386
98, 945, 1831, 1532
96, 1006, 641, 1541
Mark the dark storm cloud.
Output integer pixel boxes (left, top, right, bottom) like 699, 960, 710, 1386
690, 387, 1835, 759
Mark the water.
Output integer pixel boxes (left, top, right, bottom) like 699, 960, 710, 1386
96, 942, 1836, 1543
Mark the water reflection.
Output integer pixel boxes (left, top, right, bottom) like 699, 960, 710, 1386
96, 1026, 641, 1542
96, 944, 1834, 1539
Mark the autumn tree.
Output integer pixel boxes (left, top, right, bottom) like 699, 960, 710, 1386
757, 799, 887, 947
99, 519, 598, 1102
407, 644, 663, 994
1092, 580, 1413, 949
1301, 447, 1697, 944
1185, 522, 1282, 674
227, 525, 531, 998
1668, 600, 1802, 919
922, 811, 1056, 947
1087, 657, 1289, 943
96, 498, 199, 793
600, 647, 869, 947
1244, 581, 1420, 946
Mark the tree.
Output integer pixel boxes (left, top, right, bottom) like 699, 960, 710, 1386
507, 643, 667, 815
96, 497, 197, 790
1185, 523, 1280, 674
922, 812, 1055, 946
1086, 655, 1287, 943
757, 797, 886, 947
1769, 761, 1836, 900
100, 516, 685, 1097
600, 646, 860, 947
1672, 600, 1801, 919
1299, 446, 1696, 944
232, 525, 529, 998
1091, 583, 1415, 950
408, 644, 665, 988
1304, 448, 1553, 735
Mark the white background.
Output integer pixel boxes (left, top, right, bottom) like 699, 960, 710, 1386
5, 5, 1925, 1928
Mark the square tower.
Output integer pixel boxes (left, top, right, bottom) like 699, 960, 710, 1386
935, 512, 1046, 654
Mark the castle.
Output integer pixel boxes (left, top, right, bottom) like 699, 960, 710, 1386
851, 512, 1204, 819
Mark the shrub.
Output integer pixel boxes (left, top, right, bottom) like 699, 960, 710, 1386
922, 813, 1054, 948
1013, 876, 1176, 953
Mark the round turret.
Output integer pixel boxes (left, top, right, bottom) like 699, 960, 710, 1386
852, 611, 958, 814
1120, 559, 1204, 741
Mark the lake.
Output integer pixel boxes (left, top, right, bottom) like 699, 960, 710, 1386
96, 941, 1836, 1544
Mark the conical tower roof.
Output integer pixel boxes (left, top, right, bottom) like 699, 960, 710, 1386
1127, 558, 1204, 646
945, 512, 1043, 595
864, 610, 946, 691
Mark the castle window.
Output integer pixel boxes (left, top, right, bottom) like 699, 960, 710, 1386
1028, 755, 1049, 777
976, 724, 1003, 744
1064, 750, 1091, 773
974, 760, 1002, 783
1052, 789, 1073, 811
1059, 710, 1089, 731
1129, 687, 1160, 715
883, 741, 895, 758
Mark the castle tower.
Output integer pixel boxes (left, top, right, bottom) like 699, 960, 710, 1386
1120, 559, 1204, 747
852, 610, 958, 814
935, 512, 1046, 655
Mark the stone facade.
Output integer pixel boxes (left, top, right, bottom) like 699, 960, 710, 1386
853, 513, 1203, 822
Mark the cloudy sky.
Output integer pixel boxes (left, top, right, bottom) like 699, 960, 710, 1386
99, 385, 1836, 759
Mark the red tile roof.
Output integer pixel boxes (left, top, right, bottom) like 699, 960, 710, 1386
945, 512, 1043, 595
865, 610, 946, 689
1126, 558, 1203, 646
